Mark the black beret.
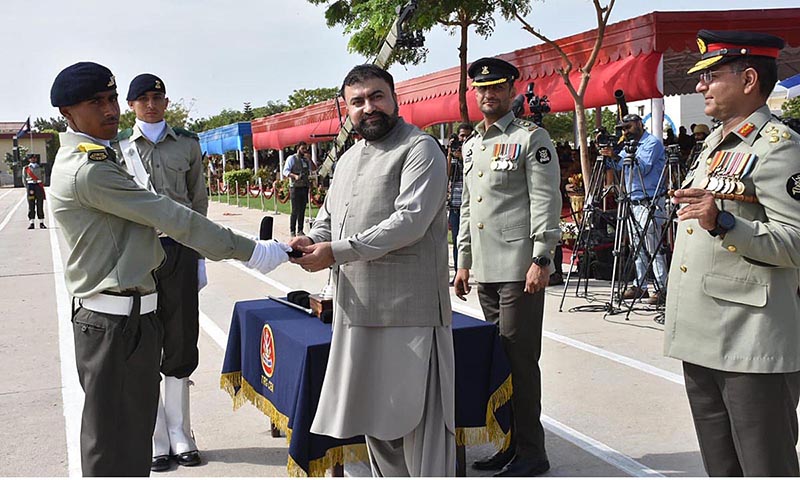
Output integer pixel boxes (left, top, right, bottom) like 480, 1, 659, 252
50, 62, 116, 107
468, 57, 519, 87
688, 30, 785, 74
126, 73, 166, 101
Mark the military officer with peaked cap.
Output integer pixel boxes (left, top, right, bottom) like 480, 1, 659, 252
454, 57, 561, 477
113, 73, 207, 471
48, 61, 290, 476
666, 30, 800, 476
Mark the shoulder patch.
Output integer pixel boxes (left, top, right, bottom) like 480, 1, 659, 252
787, 173, 800, 201
173, 127, 199, 140
77, 142, 107, 153
88, 151, 109, 161
513, 118, 539, 132
535, 147, 552, 164
115, 128, 133, 141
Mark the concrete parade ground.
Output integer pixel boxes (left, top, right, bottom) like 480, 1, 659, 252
1, 183, 794, 477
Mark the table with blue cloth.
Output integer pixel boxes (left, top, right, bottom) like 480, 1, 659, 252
221, 298, 511, 477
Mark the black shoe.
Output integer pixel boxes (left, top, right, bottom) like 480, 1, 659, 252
151, 455, 171, 472
549, 272, 564, 286
494, 457, 550, 477
28, 224, 34, 230
473, 447, 515, 471
39, 224, 47, 229
176, 450, 201, 467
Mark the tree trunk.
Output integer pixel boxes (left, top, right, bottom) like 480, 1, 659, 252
574, 98, 592, 194
458, 19, 469, 124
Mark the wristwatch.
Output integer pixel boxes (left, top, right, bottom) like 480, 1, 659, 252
532, 256, 551, 267
709, 210, 736, 237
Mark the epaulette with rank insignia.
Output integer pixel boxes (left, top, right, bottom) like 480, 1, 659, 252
173, 127, 199, 140
761, 121, 796, 144
512, 118, 539, 132
115, 128, 133, 141
77, 142, 109, 161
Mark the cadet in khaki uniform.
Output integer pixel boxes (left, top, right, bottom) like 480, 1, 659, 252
113, 74, 207, 471
454, 58, 561, 477
666, 31, 800, 476
23, 154, 46, 229
48, 62, 290, 477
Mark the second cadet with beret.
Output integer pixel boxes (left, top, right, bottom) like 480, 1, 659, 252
666, 30, 800, 476
113, 73, 208, 471
454, 57, 562, 476
49, 61, 291, 476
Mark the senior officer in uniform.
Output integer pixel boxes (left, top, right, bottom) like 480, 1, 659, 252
49, 61, 290, 476
113, 74, 207, 471
666, 31, 800, 476
23, 153, 47, 229
288, 64, 455, 477
454, 57, 561, 477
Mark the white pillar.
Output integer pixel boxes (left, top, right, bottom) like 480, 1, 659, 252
222, 153, 226, 172
239, 149, 245, 169
311, 143, 318, 166
652, 97, 665, 141
278, 150, 285, 179
253, 148, 259, 172
439, 124, 446, 145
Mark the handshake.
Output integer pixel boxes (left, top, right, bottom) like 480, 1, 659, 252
242, 234, 336, 275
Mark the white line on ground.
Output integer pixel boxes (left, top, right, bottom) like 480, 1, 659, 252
205, 236, 665, 476
543, 415, 665, 477
0, 194, 25, 233
0, 187, 19, 201
46, 203, 83, 477
198, 309, 228, 349
451, 303, 684, 386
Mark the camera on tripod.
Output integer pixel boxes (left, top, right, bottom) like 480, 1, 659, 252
594, 127, 620, 149
665, 144, 682, 163
447, 134, 462, 158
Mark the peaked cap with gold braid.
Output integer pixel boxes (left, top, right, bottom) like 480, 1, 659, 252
687, 29, 785, 74
468, 57, 519, 87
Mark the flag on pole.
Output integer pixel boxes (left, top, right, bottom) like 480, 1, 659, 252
15, 117, 31, 139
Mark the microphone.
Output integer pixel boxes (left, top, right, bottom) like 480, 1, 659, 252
259, 216, 274, 240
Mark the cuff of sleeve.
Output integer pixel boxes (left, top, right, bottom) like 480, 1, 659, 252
330, 238, 359, 265
532, 241, 554, 259
720, 215, 754, 254
458, 254, 472, 270
238, 237, 257, 262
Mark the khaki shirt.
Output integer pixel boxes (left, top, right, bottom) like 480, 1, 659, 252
113, 124, 208, 215
24, 163, 45, 184
457, 111, 562, 283
664, 105, 800, 373
49, 132, 255, 298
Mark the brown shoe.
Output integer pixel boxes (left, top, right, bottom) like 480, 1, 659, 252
645, 290, 666, 305
622, 286, 648, 300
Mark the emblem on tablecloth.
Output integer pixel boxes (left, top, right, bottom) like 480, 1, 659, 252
261, 324, 276, 378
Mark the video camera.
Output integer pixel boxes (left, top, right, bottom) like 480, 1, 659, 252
595, 89, 631, 149
665, 144, 682, 164
447, 134, 462, 158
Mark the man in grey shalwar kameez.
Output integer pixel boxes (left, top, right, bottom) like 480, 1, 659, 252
289, 64, 455, 477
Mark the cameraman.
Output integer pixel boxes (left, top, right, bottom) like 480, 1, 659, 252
601, 114, 668, 305
447, 123, 473, 283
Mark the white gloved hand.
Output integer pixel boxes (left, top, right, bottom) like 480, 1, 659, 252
244, 240, 292, 274
197, 259, 208, 291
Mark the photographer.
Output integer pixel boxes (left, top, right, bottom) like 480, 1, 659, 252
601, 114, 668, 304
447, 123, 473, 283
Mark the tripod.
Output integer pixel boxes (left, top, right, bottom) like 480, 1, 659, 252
606, 140, 657, 314
558, 154, 614, 311
624, 146, 684, 321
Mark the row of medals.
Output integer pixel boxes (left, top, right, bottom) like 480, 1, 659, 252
490, 143, 521, 171
699, 150, 757, 195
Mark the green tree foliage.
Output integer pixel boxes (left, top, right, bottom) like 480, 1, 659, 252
782, 97, 800, 119
118, 98, 192, 130
307, 0, 532, 122
243, 102, 254, 121
540, 108, 616, 144
4, 146, 27, 171
34, 116, 67, 132
188, 101, 289, 132
287, 87, 339, 110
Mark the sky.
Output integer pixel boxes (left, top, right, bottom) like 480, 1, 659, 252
2, 0, 797, 125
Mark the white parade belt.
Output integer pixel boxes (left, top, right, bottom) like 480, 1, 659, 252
80, 292, 158, 316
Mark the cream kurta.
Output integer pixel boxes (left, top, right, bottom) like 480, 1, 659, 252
306, 118, 454, 441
